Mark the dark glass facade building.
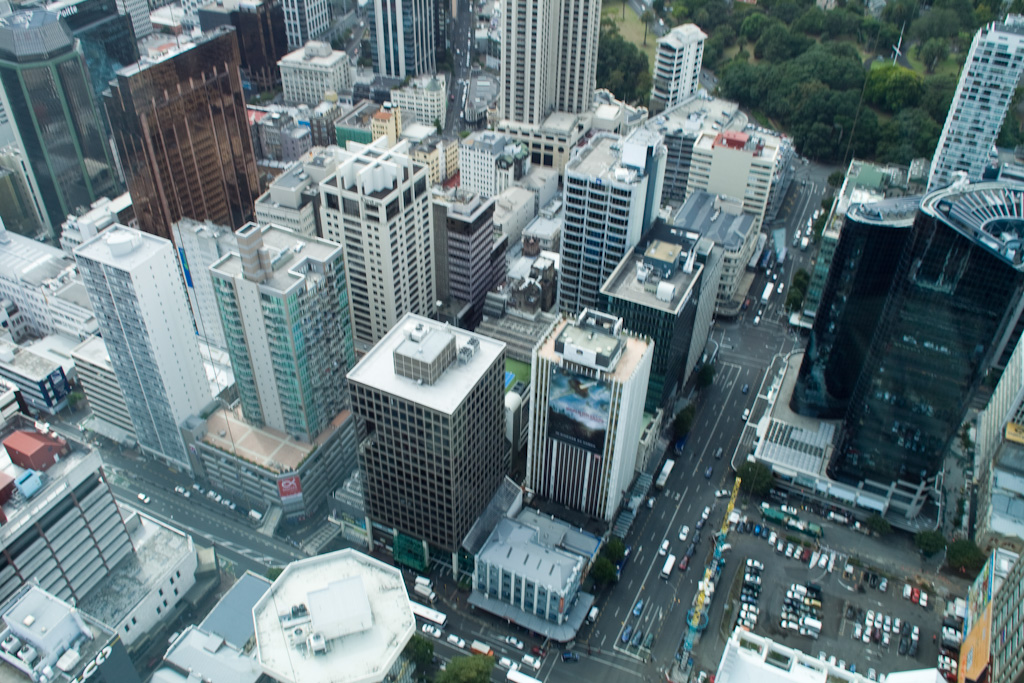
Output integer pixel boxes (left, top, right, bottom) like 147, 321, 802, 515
832, 182, 1024, 487
198, 0, 288, 94
792, 197, 919, 419
0, 10, 119, 233
368, 0, 436, 78
104, 27, 260, 242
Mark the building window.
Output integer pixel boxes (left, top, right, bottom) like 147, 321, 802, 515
156, 607, 161, 615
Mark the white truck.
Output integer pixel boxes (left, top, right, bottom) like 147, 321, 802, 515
413, 584, 436, 602
800, 237, 810, 251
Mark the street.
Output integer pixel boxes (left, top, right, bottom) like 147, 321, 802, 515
444, 0, 474, 134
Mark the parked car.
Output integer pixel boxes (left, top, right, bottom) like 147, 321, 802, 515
633, 600, 644, 617
702, 506, 711, 520
678, 556, 689, 571
561, 652, 579, 662
621, 626, 633, 643
679, 525, 690, 541
746, 559, 764, 571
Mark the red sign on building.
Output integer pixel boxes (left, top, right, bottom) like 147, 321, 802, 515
277, 475, 302, 500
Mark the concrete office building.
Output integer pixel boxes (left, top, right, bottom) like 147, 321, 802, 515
0, 339, 70, 415
71, 336, 136, 441
75, 226, 211, 471
431, 190, 507, 329
0, 416, 133, 608
527, 310, 653, 522
58, 194, 135, 255
116, 0, 152, 38
601, 237, 711, 412
715, 629, 878, 682
170, 218, 238, 349
368, 0, 435, 78
0, 10, 119, 235
255, 148, 346, 238
389, 74, 446, 126
348, 314, 507, 573
319, 137, 435, 346
688, 129, 781, 230
992, 548, 1024, 683
280, 41, 351, 105
559, 129, 666, 315
370, 104, 403, 148
495, 112, 591, 175
408, 134, 460, 185
929, 16, 1024, 191
253, 550, 416, 683
210, 223, 355, 442
105, 28, 260, 243
281, 0, 329, 50
459, 131, 531, 198
650, 24, 706, 115
957, 549, 1018, 683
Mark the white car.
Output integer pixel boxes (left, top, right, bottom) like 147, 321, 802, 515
174, 486, 186, 494
744, 574, 762, 586
702, 506, 711, 520
903, 583, 913, 599
679, 525, 690, 542
715, 489, 730, 498
659, 539, 669, 556
768, 531, 778, 545
136, 493, 150, 504
505, 636, 524, 650
421, 624, 442, 638
447, 634, 465, 648
920, 592, 929, 608
746, 559, 764, 571
785, 543, 795, 558
817, 553, 828, 569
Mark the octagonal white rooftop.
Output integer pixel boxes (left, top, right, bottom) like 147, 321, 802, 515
252, 549, 415, 683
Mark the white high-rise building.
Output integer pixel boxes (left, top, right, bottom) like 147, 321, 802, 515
75, 226, 211, 471
527, 309, 652, 522
650, 24, 706, 114
559, 129, 666, 315
928, 16, 1024, 191
170, 218, 238, 349
282, 0, 330, 51
319, 137, 436, 346
279, 41, 352, 106
368, 0, 435, 78
554, 0, 600, 115
115, 0, 153, 37
458, 131, 531, 198
389, 74, 446, 126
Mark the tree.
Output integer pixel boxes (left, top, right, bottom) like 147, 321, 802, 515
947, 540, 987, 575
697, 363, 716, 389
652, 0, 665, 15
433, 117, 442, 134
641, 9, 656, 45
67, 391, 85, 411
792, 268, 811, 292
673, 404, 697, 439
597, 30, 652, 104
737, 461, 773, 497
918, 37, 950, 73
267, 567, 284, 580
827, 170, 845, 189
405, 634, 434, 671
436, 655, 493, 683
865, 514, 892, 535
591, 556, 619, 585
785, 288, 805, 311
603, 537, 626, 563
914, 530, 947, 556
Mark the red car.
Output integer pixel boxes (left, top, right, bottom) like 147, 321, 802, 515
678, 556, 690, 571
531, 646, 546, 657
911, 587, 921, 604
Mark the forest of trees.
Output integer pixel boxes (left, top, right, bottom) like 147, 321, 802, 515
597, 0, 1024, 165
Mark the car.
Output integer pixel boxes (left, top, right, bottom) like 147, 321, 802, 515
882, 632, 891, 648
562, 651, 580, 662
879, 578, 888, 592
659, 540, 669, 556
742, 383, 750, 394
182, 490, 190, 498
893, 617, 901, 634
679, 525, 690, 541
686, 542, 696, 557
768, 531, 778, 545
741, 605, 759, 616
761, 526, 770, 539
221, 498, 232, 507
531, 646, 546, 657
702, 506, 711, 520
920, 592, 928, 608
754, 524, 762, 536
631, 629, 644, 648
692, 531, 701, 545
884, 615, 892, 633
874, 613, 883, 630
621, 626, 633, 643
498, 657, 514, 669
740, 594, 758, 605
695, 518, 705, 530
746, 559, 765, 571
776, 540, 785, 553
647, 497, 655, 509
904, 583, 913, 600
744, 574, 762, 586
868, 668, 877, 681
678, 556, 689, 571
743, 408, 751, 420
818, 553, 828, 569
785, 543, 795, 558
908, 640, 918, 657
866, 609, 875, 624
421, 624, 442, 638
715, 447, 724, 460
505, 636, 523, 650
912, 625, 920, 641
705, 466, 714, 479
898, 638, 909, 655
744, 521, 754, 534
901, 622, 912, 637
174, 486, 186, 494
753, 316, 761, 326
854, 623, 863, 640
818, 651, 827, 661
911, 587, 920, 604
715, 489, 730, 498
633, 600, 644, 617
801, 548, 812, 562
838, 660, 846, 671
137, 493, 150, 504
447, 634, 466, 648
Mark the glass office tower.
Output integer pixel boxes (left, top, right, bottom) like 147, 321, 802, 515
792, 197, 918, 418
833, 181, 1024, 487
0, 10, 119, 233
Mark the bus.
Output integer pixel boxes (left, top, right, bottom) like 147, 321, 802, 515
507, 668, 543, 683
761, 283, 774, 305
655, 459, 675, 490
410, 602, 448, 628
661, 554, 677, 579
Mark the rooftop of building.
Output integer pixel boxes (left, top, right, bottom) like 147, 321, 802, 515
461, 130, 511, 154
567, 134, 639, 182
347, 314, 505, 414
0, 10, 73, 62
280, 40, 346, 66
196, 405, 350, 474
493, 186, 536, 214
715, 628, 879, 682
0, 228, 73, 288
515, 508, 602, 561
461, 477, 523, 555
21, 334, 79, 378
116, 26, 233, 77
538, 311, 649, 381
477, 517, 583, 592
210, 223, 342, 295
252, 549, 415, 683
646, 92, 743, 137
920, 179, 1024, 268
391, 73, 445, 93
845, 195, 921, 227
74, 225, 170, 271
199, 571, 271, 650
523, 213, 561, 241
600, 240, 702, 315
0, 339, 62, 382
77, 512, 193, 628
159, 625, 263, 683
661, 191, 754, 252
0, 584, 117, 683
402, 122, 437, 142
658, 23, 707, 50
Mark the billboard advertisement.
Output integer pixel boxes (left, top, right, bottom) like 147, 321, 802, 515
277, 475, 303, 502
547, 366, 611, 454
959, 602, 992, 683
966, 554, 995, 633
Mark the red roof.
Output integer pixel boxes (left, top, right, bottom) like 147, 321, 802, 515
2, 430, 50, 457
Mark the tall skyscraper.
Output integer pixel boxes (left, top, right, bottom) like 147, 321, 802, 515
319, 137, 435, 346
928, 16, 1024, 191
368, 0, 435, 78
104, 27, 260, 243
832, 181, 1024, 490
75, 226, 211, 471
0, 10, 119, 235
499, 0, 558, 124
281, 0, 329, 50
650, 23, 706, 114
198, 0, 289, 94
554, 0, 599, 115
210, 222, 356, 442
527, 310, 653, 522
347, 314, 507, 572
558, 129, 665, 315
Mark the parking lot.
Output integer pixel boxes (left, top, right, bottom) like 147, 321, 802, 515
716, 514, 950, 679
